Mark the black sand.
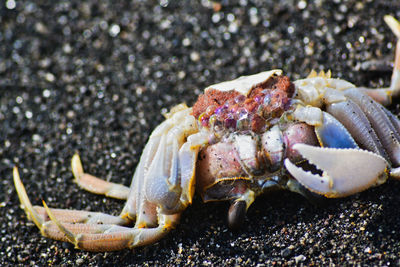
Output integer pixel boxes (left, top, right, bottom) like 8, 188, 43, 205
2, 1, 400, 265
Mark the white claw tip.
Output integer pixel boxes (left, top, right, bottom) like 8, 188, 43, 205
71, 154, 84, 180
384, 15, 400, 39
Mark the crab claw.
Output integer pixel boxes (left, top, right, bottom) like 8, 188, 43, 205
284, 144, 388, 198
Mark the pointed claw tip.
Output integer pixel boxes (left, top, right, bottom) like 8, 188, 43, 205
384, 15, 398, 25
384, 15, 394, 21
71, 153, 84, 180
12, 168, 45, 229
284, 158, 335, 197
384, 15, 400, 39
13, 166, 19, 179
43, 199, 76, 244
42, 199, 49, 210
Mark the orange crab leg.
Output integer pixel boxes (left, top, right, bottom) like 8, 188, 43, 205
42, 200, 179, 251
33, 206, 129, 225
14, 166, 130, 226
14, 166, 180, 251
71, 154, 130, 200
359, 15, 400, 105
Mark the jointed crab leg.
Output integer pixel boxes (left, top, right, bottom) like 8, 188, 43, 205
72, 154, 130, 200
14, 165, 181, 251
385, 15, 400, 92
359, 15, 400, 104
121, 131, 162, 223
142, 109, 202, 213
326, 99, 389, 160
286, 92, 400, 197
33, 206, 129, 225
344, 88, 400, 166
179, 131, 210, 206
14, 167, 129, 228
13, 104, 203, 251
13, 167, 45, 230
42, 200, 180, 251
121, 105, 203, 226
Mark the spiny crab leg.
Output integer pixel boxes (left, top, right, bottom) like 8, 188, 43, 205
284, 144, 388, 198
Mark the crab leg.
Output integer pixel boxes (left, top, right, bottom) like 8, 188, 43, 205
42, 200, 179, 251
386, 15, 400, 94
14, 166, 180, 251
384, 107, 400, 134
119, 105, 204, 235
32, 206, 129, 225
326, 100, 389, 160
13, 167, 129, 226
142, 133, 180, 212
345, 88, 400, 166
325, 90, 400, 178
121, 106, 202, 225
121, 133, 162, 223
358, 15, 400, 105
71, 154, 130, 200
120, 106, 189, 221
284, 144, 388, 198
179, 130, 210, 206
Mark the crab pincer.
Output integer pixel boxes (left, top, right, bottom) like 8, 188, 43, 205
284, 145, 388, 198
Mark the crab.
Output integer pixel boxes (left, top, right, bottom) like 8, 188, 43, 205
13, 16, 400, 251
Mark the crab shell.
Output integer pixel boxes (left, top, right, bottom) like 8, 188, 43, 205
12, 15, 400, 252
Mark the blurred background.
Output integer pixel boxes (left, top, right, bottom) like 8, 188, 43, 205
1, 1, 400, 265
